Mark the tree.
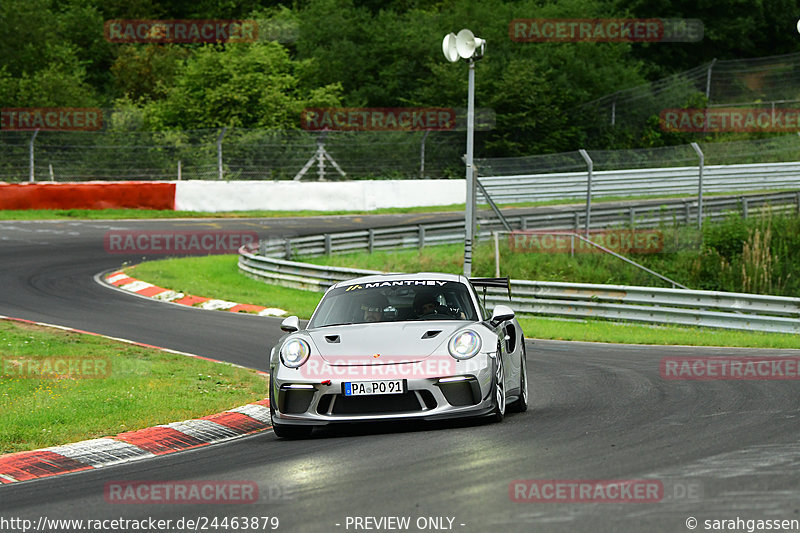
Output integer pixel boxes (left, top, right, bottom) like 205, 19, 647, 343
143, 42, 342, 130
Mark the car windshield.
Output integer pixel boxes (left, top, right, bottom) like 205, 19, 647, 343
308, 280, 478, 328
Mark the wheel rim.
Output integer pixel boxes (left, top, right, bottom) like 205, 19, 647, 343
495, 351, 505, 415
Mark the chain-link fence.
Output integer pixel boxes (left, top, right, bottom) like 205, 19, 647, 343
477, 134, 800, 177
0, 128, 467, 182
574, 51, 800, 138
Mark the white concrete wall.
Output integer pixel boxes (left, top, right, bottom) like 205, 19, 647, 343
173, 180, 466, 212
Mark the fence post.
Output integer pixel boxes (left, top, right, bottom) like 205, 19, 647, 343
217, 127, 226, 180
177, 160, 182, 180
420, 129, 430, 179
579, 149, 593, 236
691, 142, 704, 228
705, 58, 717, 99
368, 228, 375, 254
611, 93, 617, 126
28, 129, 39, 182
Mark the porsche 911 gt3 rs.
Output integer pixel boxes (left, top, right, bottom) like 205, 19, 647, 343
268, 272, 528, 438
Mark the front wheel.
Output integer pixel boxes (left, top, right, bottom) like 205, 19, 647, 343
489, 345, 506, 423
272, 422, 314, 439
508, 345, 528, 413
270, 398, 314, 439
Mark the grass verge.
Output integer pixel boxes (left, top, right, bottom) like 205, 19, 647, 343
0, 319, 267, 455
126, 255, 322, 318
122, 255, 799, 349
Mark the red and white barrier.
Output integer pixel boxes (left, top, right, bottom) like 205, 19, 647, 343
0, 180, 465, 212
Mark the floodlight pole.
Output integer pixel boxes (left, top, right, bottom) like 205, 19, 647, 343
464, 58, 477, 277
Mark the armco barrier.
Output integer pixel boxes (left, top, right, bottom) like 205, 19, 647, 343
239, 193, 800, 334
477, 161, 800, 204
238, 246, 800, 335
249, 191, 800, 261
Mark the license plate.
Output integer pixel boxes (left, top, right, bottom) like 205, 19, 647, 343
343, 380, 405, 396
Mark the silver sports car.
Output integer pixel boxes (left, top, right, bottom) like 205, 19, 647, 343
268, 272, 528, 438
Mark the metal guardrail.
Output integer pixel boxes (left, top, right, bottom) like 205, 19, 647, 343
238, 191, 800, 334
253, 191, 800, 260
477, 161, 800, 204
238, 248, 800, 335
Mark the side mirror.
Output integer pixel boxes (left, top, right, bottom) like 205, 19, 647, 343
490, 304, 515, 326
280, 316, 300, 333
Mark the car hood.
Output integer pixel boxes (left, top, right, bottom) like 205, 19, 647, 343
307, 321, 469, 365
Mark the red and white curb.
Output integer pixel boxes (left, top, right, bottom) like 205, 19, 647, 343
0, 399, 271, 484
0, 315, 273, 485
103, 271, 287, 317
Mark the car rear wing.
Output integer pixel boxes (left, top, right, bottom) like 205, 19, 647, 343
469, 277, 512, 305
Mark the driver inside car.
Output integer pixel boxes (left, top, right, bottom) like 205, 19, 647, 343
413, 292, 440, 318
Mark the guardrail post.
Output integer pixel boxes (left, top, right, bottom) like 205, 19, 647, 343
579, 149, 593, 236
284, 239, 292, 260
418, 226, 426, 248
217, 127, 226, 180
29, 129, 39, 182
684, 201, 690, 224
368, 229, 375, 254
324, 234, 332, 255
520, 217, 527, 230
741, 197, 748, 219
493, 231, 500, 277
797, 191, 800, 215
629, 207, 635, 228
573, 212, 580, 231
177, 160, 182, 180
691, 142, 704, 228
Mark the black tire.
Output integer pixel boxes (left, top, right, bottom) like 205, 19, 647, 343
272, 422, 314, 439
270, 398, 314, 439
508, 345, 528, 413
489, 343, 506, 423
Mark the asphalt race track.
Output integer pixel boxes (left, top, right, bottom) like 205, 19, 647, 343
1, 214, 799, 533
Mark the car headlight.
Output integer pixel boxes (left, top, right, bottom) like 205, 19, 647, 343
281, 338, 311, 368
448, 330, 481, 360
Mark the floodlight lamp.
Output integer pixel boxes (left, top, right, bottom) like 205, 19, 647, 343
442, 33, 459, 62
456, 29, 485, 60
